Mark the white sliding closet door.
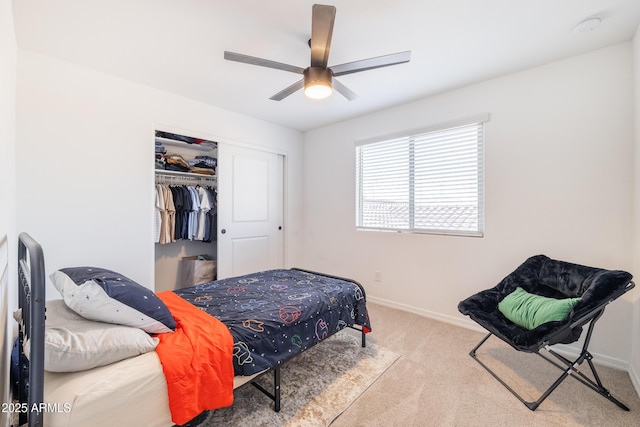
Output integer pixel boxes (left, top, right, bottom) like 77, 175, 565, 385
217, 144, 284, 279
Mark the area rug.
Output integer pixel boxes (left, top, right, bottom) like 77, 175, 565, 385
199, 330, 400, 427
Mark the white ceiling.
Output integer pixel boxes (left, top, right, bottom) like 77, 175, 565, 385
12, 0, 640, 132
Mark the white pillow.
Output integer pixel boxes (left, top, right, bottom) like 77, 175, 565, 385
31, 300, 159, 372
50, 267, 176, 334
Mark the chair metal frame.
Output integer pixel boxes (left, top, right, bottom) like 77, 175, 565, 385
468, 281, 634, 411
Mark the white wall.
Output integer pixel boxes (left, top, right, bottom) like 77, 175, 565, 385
0, 0, 16, 426
302, 43, 635, 366
15, 50, 304, 300
631, 24, 640, 394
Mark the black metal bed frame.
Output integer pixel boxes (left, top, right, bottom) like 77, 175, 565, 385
469, 280, 634, 411
13, 236, 369, 423
16, 232, 46, 427
249, 267, 368, 412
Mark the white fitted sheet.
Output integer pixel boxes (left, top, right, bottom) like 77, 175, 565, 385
43, 351, 263, 427
44, 352, 172, 427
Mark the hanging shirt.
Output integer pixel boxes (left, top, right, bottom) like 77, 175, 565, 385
186, 186, 200, 240
162, 185, 176, 243
157, 184, 171, 244
163, 184, 188, 241
204, 188, 217, 242
196, 186, 212, 241
154, 185, 164, 243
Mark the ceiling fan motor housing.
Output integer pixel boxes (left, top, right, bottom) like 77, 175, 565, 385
304, 67, 333, 99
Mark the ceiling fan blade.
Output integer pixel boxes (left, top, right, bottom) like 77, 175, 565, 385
310, 4, 336, 67
269, 79, 304, 101
332, 78, 358, 101
330, 51, 411, 77
224, 51, 305, 74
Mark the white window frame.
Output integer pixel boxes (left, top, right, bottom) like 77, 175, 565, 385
355, 114, 489, 237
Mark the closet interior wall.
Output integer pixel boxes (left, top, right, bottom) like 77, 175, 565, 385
155, 132, 218, 292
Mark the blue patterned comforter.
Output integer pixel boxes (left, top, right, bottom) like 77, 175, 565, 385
174, 269, 371, 376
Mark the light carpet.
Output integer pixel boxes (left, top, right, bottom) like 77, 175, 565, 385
199, 329, 400, 427
330, 303, 640, 427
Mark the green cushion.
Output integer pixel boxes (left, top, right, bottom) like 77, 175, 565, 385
498, 287, 580, 330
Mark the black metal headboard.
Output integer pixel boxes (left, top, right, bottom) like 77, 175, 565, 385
17, 232, 45, 427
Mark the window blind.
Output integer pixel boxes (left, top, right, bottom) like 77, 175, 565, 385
356, 117, 486, 236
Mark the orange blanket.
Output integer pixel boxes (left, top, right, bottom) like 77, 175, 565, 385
155, 291, 234, 425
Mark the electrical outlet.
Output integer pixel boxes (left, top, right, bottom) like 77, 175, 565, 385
375, 271, 382, 282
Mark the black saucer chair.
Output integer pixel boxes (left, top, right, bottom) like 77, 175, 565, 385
458, 255, 634, 411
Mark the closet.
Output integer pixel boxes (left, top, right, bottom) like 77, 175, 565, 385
154, 130, 285, 292
155, 131, 218, 292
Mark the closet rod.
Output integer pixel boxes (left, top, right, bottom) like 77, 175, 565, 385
155, 170, 216, 187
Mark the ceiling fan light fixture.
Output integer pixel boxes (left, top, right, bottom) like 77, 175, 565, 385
305, 81, 332, 99
304, 67, 333, 99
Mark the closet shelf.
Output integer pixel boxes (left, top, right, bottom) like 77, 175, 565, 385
156, 136, 216, 152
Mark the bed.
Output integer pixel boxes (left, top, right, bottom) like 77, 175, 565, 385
13, 233, 371, 427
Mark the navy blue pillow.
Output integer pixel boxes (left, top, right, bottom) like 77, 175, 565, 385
50, 267, 176, 334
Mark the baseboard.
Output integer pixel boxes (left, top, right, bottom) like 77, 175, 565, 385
367, 295, 486, 334
551, 343, 629, 371
630, 364, 640, 399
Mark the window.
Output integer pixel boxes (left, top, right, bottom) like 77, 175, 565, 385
355, 115, 488, 236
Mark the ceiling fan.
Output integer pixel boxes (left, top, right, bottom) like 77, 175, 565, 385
224, 4, 411, 101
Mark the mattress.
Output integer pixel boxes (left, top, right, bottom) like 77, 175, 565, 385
44, 352, 172, 427
43, 351, 262, 427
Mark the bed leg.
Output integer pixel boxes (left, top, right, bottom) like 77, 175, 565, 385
250, 366, 282, 412
349, 325, 367, 347
274, 367, 281, 412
